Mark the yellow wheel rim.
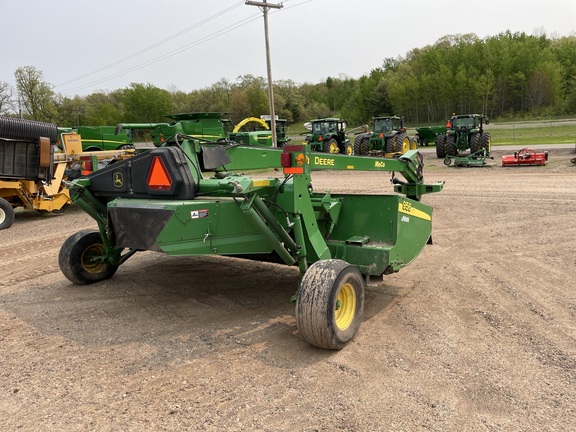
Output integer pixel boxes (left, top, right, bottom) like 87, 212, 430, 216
81, 244, 107, 274
330, 142, 339, 153
346, 144, 353, 155
402, 137, 410, 153
335, 283, 356, 330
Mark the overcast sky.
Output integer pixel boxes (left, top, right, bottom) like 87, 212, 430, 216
1, 0, 575, 97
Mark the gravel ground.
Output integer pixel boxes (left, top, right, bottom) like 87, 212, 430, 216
1, 147, 575, 431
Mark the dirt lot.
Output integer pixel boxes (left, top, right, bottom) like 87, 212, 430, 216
1, 147, 576, 431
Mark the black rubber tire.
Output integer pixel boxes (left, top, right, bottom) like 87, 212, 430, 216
446, 134, 458, 156
341, 140, 353, 155
469, 133, 481, 153
353, 134, 370, 156
0, 197, 15, 230
436, 134, 446, 158
295, 259, 365, 350
481, 133, 491, 154
323, 138, 340, 154
394, 132, 410, 153
118, 144, 135, 150
385, 136, 396, 153
50, 204, 69, 215
59, 229, 118, 285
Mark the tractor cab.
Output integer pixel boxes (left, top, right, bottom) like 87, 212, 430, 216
449, 114, 489, 132
373, 116, 403, 135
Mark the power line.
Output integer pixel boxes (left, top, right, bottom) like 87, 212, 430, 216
59, 13, 262, 95
58, 0, 311, 95
55, 1, 245, 90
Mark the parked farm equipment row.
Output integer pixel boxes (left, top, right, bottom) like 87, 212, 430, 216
57, 125, 135, 152
115, 112, 291, 148
304, 116, 418, 157
59, 132, 444, 349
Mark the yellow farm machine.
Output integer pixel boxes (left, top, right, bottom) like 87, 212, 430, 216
0, 116, 135, 230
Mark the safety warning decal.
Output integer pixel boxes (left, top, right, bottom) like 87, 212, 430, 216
191, 209, 209, 219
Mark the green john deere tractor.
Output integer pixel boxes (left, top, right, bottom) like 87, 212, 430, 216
304, 118, 352, 154
353, 116, 416, 156
435, 114, 491, 158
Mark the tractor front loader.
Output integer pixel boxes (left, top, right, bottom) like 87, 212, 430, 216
58, 135, 443, 349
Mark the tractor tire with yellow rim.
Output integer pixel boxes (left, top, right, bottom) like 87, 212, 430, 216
295, 259, 365, 349
59, 229, 119, 284
341, 140, 353, 155
394, 132, 411, 153
323, 138, 340, 154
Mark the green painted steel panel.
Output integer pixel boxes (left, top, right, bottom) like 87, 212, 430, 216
110, 198, 274, 256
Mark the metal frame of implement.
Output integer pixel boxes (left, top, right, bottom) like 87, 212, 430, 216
60, 136, 444, 349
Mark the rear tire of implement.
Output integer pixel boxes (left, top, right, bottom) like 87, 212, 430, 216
0, 197, 15, 230
295, 259, 365, 350
59, 229, 118, 285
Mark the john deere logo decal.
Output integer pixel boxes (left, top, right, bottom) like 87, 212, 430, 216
113, 172, 124, 188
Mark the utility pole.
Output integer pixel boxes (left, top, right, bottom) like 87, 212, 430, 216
245, 0, 283, 147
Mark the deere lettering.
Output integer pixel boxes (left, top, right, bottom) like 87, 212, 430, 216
375, 161, 386, 168
314, 156, 335, 166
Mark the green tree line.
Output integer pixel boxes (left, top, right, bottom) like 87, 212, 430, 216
2, 31, 575, 128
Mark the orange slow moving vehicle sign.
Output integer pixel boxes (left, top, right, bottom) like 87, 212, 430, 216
147, 156, 172, 190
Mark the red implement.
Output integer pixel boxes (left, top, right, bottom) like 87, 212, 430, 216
502, 148, 548, 167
